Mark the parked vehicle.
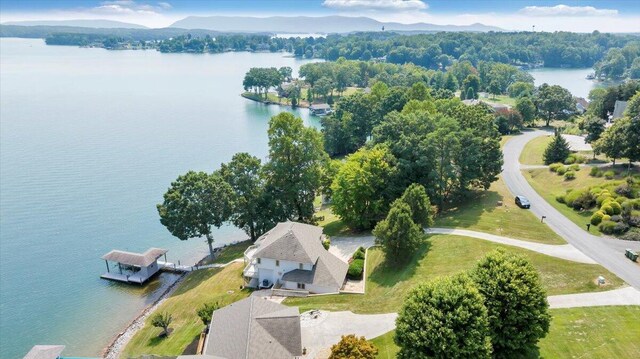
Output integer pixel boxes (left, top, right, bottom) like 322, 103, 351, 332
515, 195, 531, 209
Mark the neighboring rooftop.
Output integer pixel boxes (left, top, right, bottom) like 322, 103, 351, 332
23, 345, 65, 359
101, 248, 167, 267
205, 296, 302, 359
309, 103, 331, 110
612, 100, 628, 120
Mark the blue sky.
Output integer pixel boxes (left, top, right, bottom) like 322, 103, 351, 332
1, 1, 639, 32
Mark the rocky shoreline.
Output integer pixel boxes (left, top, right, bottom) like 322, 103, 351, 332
102, 271, 187, 359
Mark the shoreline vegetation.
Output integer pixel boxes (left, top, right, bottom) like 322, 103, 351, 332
102, 240, 250, 358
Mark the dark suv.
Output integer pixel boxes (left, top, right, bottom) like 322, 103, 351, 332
515, 195, 531, 209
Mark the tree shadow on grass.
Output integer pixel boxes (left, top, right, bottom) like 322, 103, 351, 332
147, 328, 173, 347
181, 333, 203, 354
368, 240, 432, 288
435, 190, 500, 229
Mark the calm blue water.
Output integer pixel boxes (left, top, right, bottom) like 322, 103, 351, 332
0, 38, 319, 358
527, 67, 615, 99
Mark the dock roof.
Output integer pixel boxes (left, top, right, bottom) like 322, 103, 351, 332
102, 248, 167, 267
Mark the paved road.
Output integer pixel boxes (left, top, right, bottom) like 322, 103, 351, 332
502, 130, 640, 290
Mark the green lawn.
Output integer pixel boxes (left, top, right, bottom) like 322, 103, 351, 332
370, 306, 640, 359
520, 135, 552, 165
122, 263, 250, 357
204, 240, 252, 265
315, 203, 371, 238
435, 176, 565, 244
522, 166, 639, 236
284, 234, 623, 314
483, 94, 517, 106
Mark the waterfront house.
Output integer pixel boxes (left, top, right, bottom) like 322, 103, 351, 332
23, 345, 65, 359
243, 221, 348, 294
612, 100, 628, 120
309, 103, 331, 116
101, 248, 168, 284
576, 97, 589, 114
203, 296, 302, 359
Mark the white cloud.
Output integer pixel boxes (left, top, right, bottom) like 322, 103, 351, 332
519, 5, 618, 17
322, 0, 428, 11
92, 1, 172, 15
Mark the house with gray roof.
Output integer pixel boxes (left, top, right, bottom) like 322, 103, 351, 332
203, 296, 302, 359
243, 221, 348, 294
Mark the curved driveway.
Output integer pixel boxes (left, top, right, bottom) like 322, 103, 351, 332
502, 130, 640, 289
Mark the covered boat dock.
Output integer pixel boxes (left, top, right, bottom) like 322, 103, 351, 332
101, 248, 168, 284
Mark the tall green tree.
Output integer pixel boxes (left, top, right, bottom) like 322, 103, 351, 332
625, 91, 640, 118
331, 145, 397, 230
535, 84, 575, 126
157, 171, 233, 259
373, 201, 423, 265
471, 249, 551, 359
515, 97, 536, 124
151, 312, 173, 337
264, 112, 326, 222
397, 183, 434, 228
395, 274, 492, 359
219, 153, 271, 241
580, 116, 607, 152
542, 131, 571, 165
594, 121, 626, 165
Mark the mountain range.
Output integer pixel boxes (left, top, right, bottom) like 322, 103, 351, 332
2, 16, 503, 33
3, 19, 148, 29
170, 15, 503, 33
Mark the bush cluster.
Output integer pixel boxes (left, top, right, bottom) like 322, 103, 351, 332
564, 153, 586, 164
564, 171, 576, 180
590, 211, 604, 225
620, 229, 640, 241
549, 163, 564, 172
347, 259, 364, 279
604, 170, 616, 179
590, 166, 602, 177
352, 246, 366, 260
598, 220, 629, 235
322, 238, 331, 250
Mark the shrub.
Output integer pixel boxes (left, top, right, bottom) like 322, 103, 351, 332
615, 183, 637, 198
596, 193, 612, 206
589, 167, 601, 177
549, 163, 564, 172
608, 201, 622, 215
197, 301, 220, 325
572, 191, 595, 210
352, 247, 365, 260
564, 171, 576, 180
620, 229, 640, 241
629, 212, 640, 227
330, 334, 378, 359
347, 259, 364, 279
598, 220, 629, 235
151, 312, 173, 337
602, 214, 611, 222
610, 215, 622, 222
568, 164, 580, 171
556, 166, 567, 175
590, 211, 604, 225
322, 238, 331, 250
565, 189, 590, 208
601, 204, 614, 215
590, 186, 603, 195
563, 155, 576, 164
604, 170, 616, 179
555, 194, 565, 204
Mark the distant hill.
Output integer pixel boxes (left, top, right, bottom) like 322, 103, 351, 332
0, 25, 226, 40
170, 15, 502, 33
2, 19, 148, 29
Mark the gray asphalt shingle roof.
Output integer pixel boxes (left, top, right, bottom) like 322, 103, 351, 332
205, 297, 302, 359
101, 248, 167, 267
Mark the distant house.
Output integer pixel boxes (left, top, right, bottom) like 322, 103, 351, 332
101, 248, 168, 284
576, 97, 589, 114
23, 345, 65, 359
612, 100, 628, 120
203, 296, 302, 359
243, 221, 348, 294
462, 99, 511, 114
309, 103, 332, 116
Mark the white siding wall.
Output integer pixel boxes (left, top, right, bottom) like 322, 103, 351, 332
255, 258, 312, 285
281, 280, 337, 294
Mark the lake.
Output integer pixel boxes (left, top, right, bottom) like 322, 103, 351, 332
527, 67, 613, 99
0, 38, 319, 358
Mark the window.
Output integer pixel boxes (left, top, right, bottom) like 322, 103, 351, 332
297, 283, 306, 289
276, 260, 280, 266
256, 258, 261, 264
299, 263, 303, 269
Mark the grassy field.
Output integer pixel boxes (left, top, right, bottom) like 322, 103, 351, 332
202, 240, 252, 265
435, 176, 565, 244
520, 135, 552, 165
482, 94, 517, 106
284, 234, 623, 314
369, 306, 640, 359
122, 263, 250, 357
522, 166, 639, 236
